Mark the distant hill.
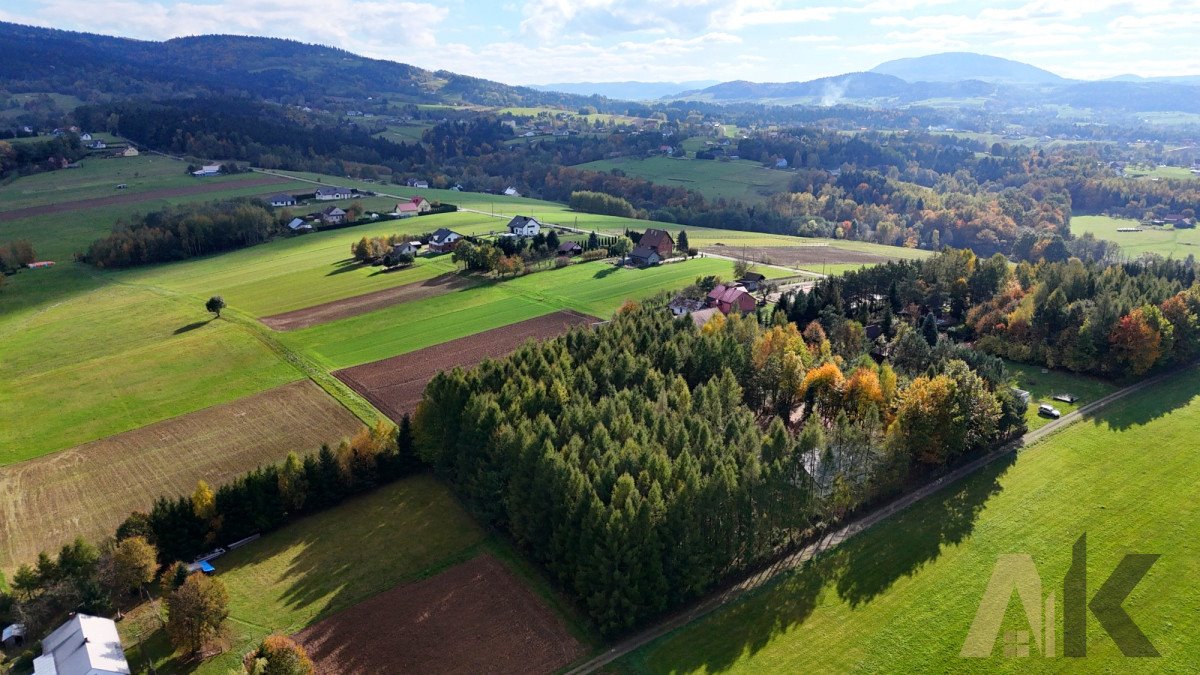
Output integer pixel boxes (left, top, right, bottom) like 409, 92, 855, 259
531, 81, 719, 100
870, 52, 1066, 84
673, 72, 1002, 105
0, 22, 608, 109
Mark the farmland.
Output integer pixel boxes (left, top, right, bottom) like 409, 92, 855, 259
335, 310, 597, 423
0, 381, 363, 573
294, 554, 586, 674
573, 156, 794, 204
1071, 214, 1200, 259
617, 370, 1200, 672
122, 475, 492, 673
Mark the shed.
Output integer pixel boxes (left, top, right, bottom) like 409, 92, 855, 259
34, 614, 129, 675
185, 560, 216, 575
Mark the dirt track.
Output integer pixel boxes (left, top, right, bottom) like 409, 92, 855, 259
702, 244, 890, 266
335, 310, 597, 423
0, 175, 291, 222
294, 554, 586, 675
261, 273, 474, 331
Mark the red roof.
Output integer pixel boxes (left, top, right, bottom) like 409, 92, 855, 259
707, 284, 755, 314
640, 228, 674, 253
396, 202, 420, 212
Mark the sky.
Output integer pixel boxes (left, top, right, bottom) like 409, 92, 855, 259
2, 0, 1199, 85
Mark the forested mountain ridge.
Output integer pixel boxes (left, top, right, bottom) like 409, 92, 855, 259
0, 22, 604, 108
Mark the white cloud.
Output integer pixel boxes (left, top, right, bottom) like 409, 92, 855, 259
13, 0, 449, 53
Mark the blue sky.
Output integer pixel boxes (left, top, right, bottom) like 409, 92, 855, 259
2, 1, 1198, 85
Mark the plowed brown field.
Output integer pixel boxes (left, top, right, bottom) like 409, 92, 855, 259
0, 380, 363, 572
335, 310, 597, 423
294, 554, 586, 675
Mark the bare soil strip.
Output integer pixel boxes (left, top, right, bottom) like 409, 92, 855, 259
260, 273, 474, 331
0, 380, 363, 572
702, 244, 891, 266
335, 310, 597, 423
0, 175, 291, 221
294, 553, 586, 675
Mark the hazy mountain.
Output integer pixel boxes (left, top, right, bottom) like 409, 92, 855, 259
0, 22, 606, 109
870, 51, 1066, 84
669, 72, 1003, 105
1106, 73, 1200, 85
531, 81, 720, 100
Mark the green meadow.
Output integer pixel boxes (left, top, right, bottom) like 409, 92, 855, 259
1004, 359, 1118, 431
573, 156, 794, 204
618, 370, 1200, 673
1071, 215, 1200, 259
280, 256, 757, 369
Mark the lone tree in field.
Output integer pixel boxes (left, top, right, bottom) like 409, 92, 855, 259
242, 634, 314, 675
166, 573, 230, 656
676, 230, 689, 253
206, 295, 226, 318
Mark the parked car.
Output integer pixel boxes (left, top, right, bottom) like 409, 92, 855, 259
1038, 403, 1062, 419
115, 183, 127, 189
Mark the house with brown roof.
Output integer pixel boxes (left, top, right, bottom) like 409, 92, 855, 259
557, 241, 583, 256
706, 284, 756, 315
629, 245, 661, 267
318, 206, 346, 224
639, 228, 675, 257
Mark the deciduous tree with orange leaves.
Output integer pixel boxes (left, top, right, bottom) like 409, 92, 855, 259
1109, 307, 1163, 376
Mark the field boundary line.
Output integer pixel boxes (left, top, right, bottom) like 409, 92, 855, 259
564, 365, 1192, 674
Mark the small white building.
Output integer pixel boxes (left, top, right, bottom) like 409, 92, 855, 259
286, 217, 312, 232
506, 215, 542, 236
34, 614, 130, 675
192, 164, 221, 177
503, 186, 521, 197
268, 194, 297, 207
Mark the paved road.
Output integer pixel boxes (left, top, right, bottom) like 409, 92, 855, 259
565, 366, 1189, 674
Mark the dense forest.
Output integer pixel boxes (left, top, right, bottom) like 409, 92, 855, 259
412, 260, 1025, 634
84, 198, 280, 267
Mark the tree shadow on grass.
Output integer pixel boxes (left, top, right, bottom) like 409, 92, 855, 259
1081, 368, 1200, 431
593, 265, 620, 279
325, 261, 365, 276
173, 319, 212, 334
655, 451, 1016, 674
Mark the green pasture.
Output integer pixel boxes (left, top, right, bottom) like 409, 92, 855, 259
280, 257, 755, 369
1004, 359, 1118, 431
123, 474, 489, 674
573, 156, 792, 204
0, 274, 301, 462
618, 370, 1200, 673
1124, 164, 1198, 181
0, 155, 287, 212
373, 123, 432, 143
1071, 215, 1200, 259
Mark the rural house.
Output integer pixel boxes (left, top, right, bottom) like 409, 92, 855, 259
394, 241, 419, 256
314, 186, 352, 200
639, 228, 675, 257
268, 193, 297, 207
192, 164, 221, 177
507, 215, 542, 236
668, 296, 706, 316
504, 186, 521, 197
79, 132, 92, 141
286, 217, 312, 232
429, 227, 463, 253
33, 614, 130, 675
88, 140, 107, 149
557, 241, 583, 256
629, 245, 661, 267
706, 284, 757, 315
318, 206, 347, 224
737, 271, 767, 291
394, 202, 420, 217
115, 147, 138, 157
410, 196, 431, 212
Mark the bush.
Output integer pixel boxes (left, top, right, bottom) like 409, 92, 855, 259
580, 248, 609, 261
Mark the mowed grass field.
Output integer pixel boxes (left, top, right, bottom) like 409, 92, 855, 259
280, 257, 759, 369
0, 279, 303, 461
122, 474, 490, 674
573, 156, 794, 204
1071, 215, 1200, 259
617, 370, 1200, 673
1004, 359, 1118, 431
0, 380, 363, 573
